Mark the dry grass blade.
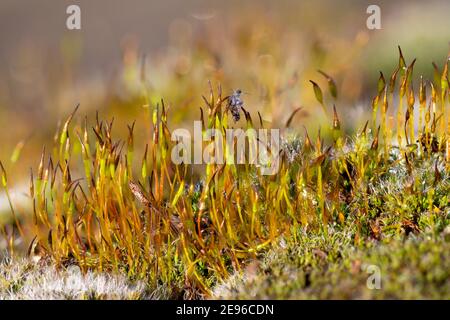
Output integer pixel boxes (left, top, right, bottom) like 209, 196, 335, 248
129, 180, 152, 208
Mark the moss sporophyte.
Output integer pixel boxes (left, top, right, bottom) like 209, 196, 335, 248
171, 121, 280, 175
0, 47, 448, 298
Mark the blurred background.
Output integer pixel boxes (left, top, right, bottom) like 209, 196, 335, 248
0, 0, 449, 224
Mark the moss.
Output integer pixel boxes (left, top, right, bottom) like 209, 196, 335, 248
213, 231, 450, 299
0, 46, 448, 299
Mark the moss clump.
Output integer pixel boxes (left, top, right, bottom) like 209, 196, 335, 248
212, 231, 450, 299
